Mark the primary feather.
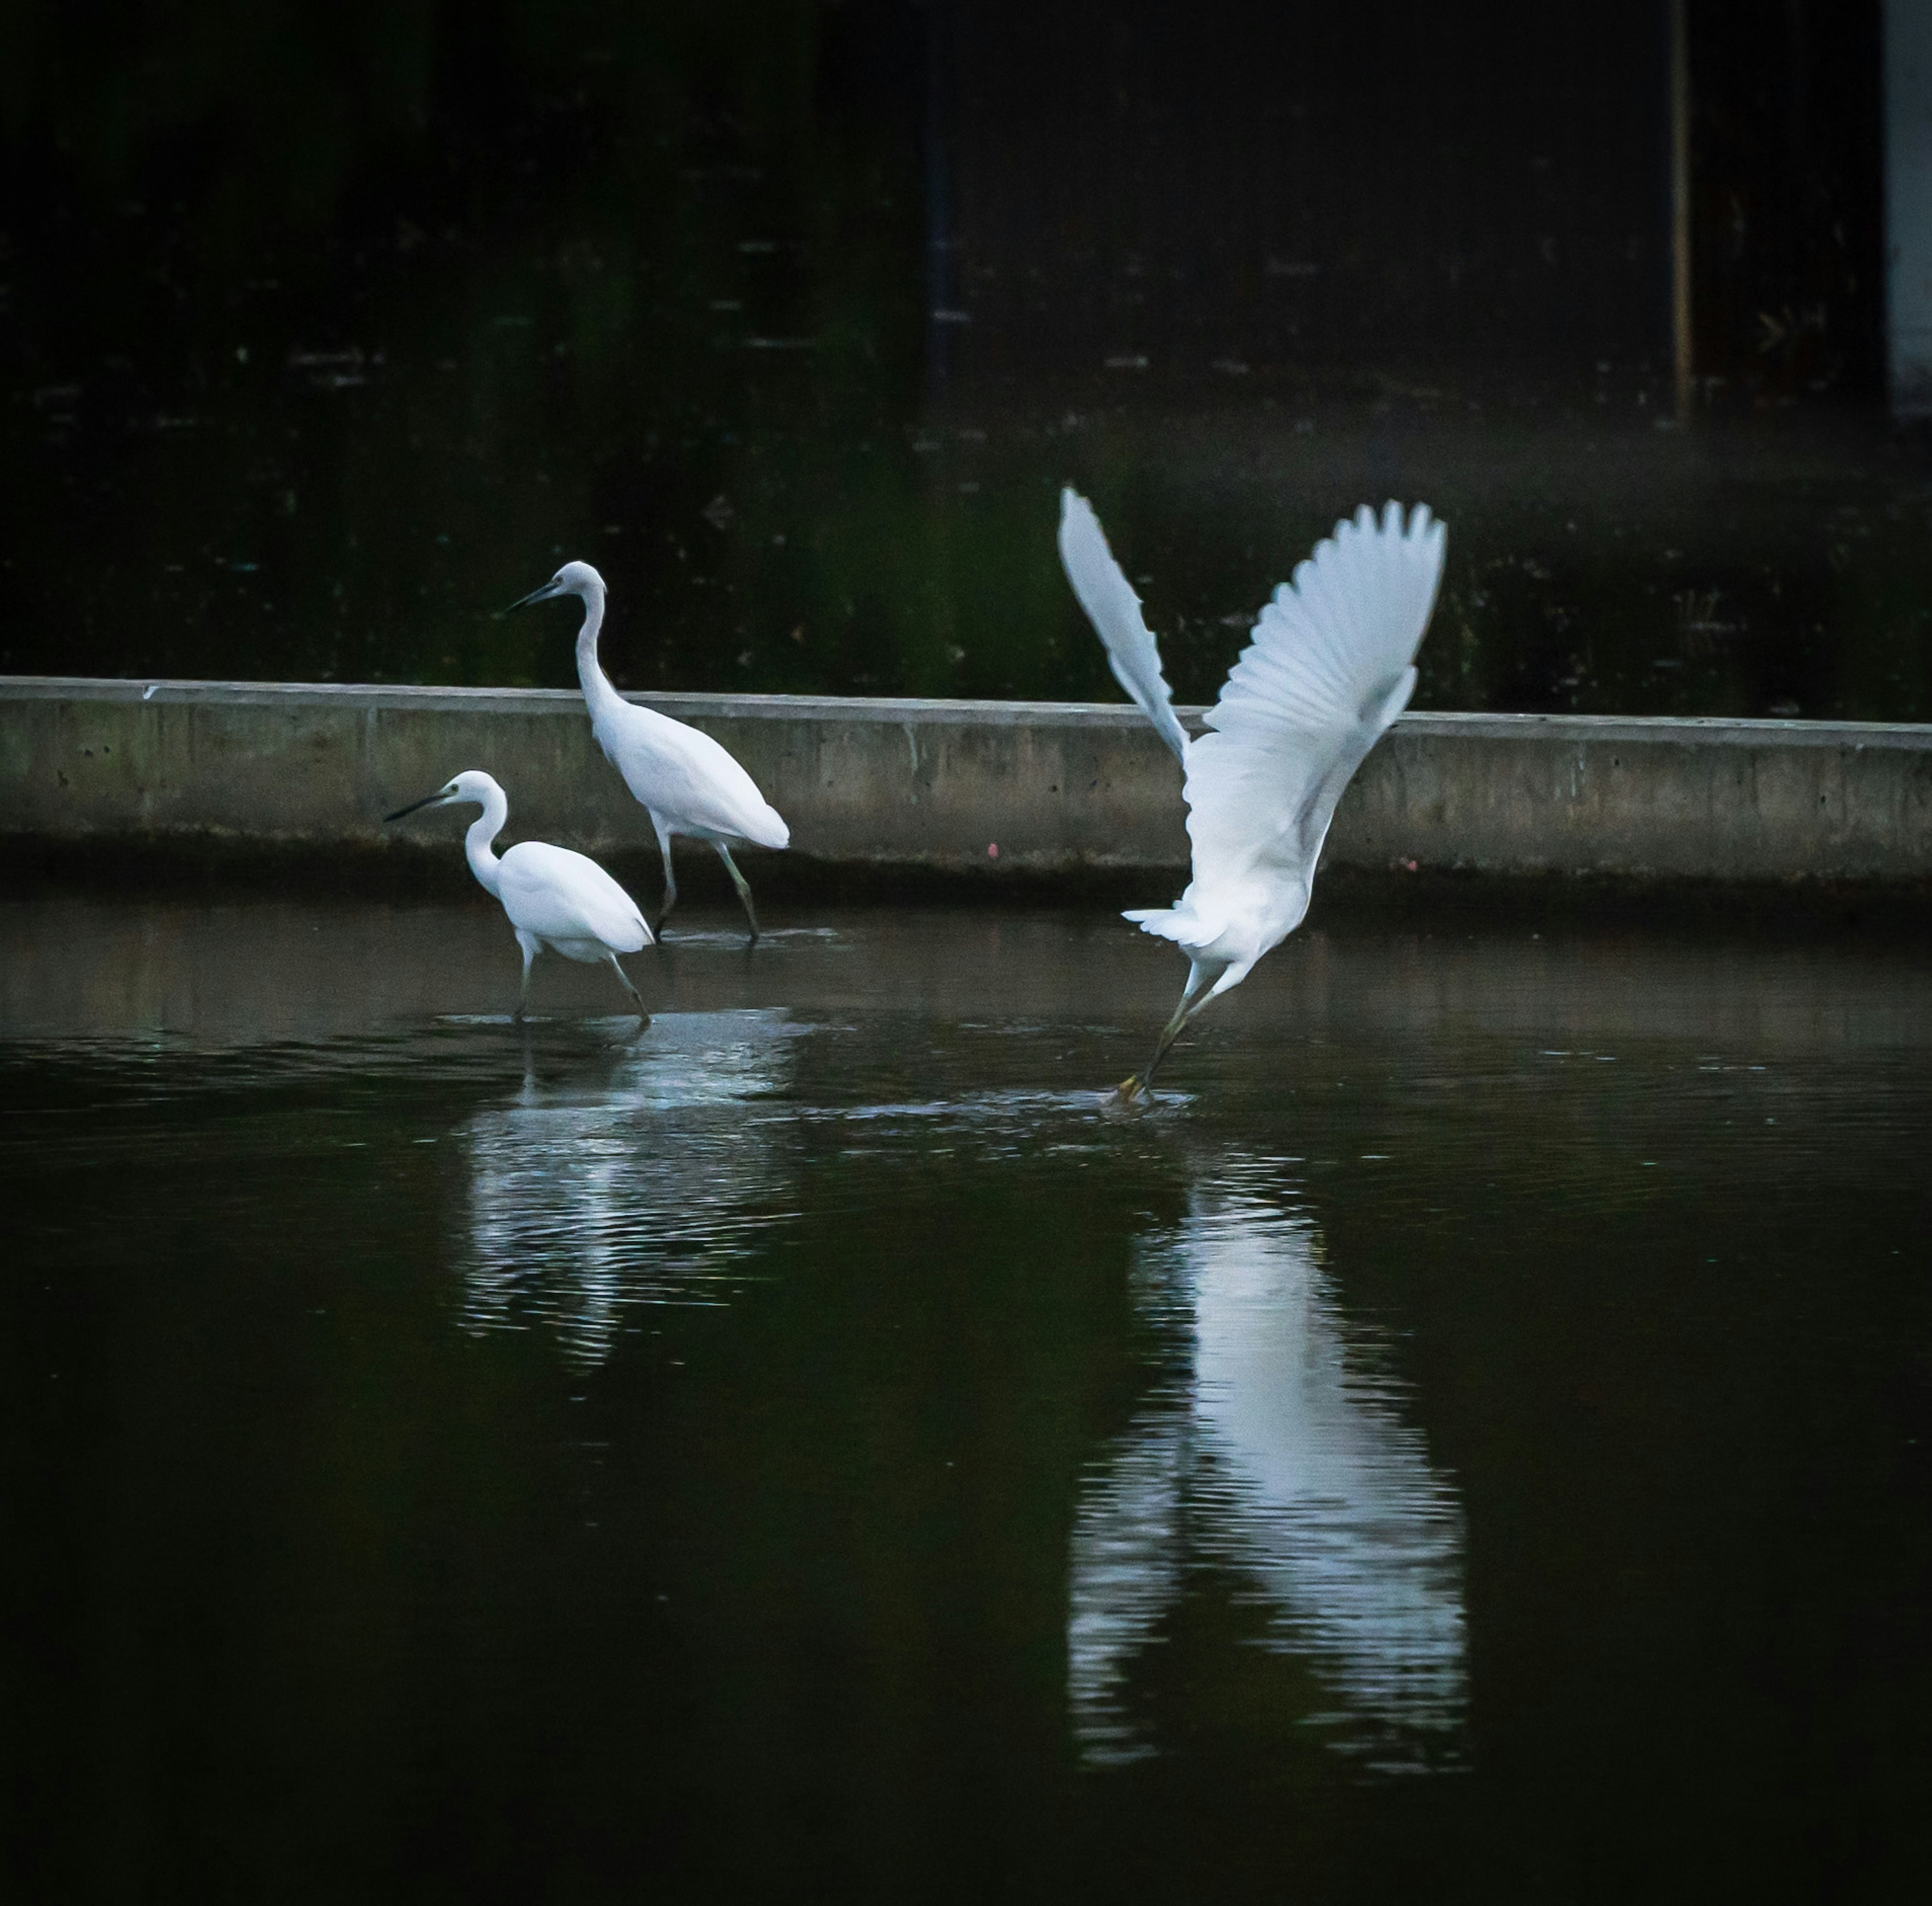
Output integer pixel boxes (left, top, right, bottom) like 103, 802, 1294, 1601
1179, 501, 1444, 927
1058, 488, 1192, 765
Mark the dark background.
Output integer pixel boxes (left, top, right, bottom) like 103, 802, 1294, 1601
2, 0, 1924, 719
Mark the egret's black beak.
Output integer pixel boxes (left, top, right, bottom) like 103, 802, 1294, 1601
384, 789, 450, 822
507, 579, 566, 613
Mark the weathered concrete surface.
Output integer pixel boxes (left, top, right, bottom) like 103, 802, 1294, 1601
2, 675, 1929, 885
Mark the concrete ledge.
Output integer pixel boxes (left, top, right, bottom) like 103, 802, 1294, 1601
2, 675, 1929, 887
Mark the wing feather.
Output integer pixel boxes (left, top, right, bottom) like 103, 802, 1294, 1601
499, 842, 652, 952
1058, 488, 1191, 765
1182, 502, 1445, 889
597, 701, 790, 849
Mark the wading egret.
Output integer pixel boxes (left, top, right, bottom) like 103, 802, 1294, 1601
510, 561, 789, 942
384, 769, 652, 1021
1059, 490, 1445, 1102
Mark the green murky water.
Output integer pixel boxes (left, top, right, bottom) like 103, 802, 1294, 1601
4, 896, 1929, 1900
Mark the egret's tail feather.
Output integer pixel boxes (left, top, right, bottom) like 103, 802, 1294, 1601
745, 805, 790, 851
1122, 906, 1219, 949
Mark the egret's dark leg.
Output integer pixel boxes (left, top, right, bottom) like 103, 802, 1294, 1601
652, 815, 678, 936
1117, 964, 1215, 1104
513, 931, 541, 1022
716, 843, 761, 944
608, 955, 650, 1025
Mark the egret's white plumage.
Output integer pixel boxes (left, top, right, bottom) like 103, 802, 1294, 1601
1058, 489, 1446, 1098
511, 561, 789, 941
1068, 1176, 1466, 1764
384, 768, 652, 1020
1058, 494, 1191, 765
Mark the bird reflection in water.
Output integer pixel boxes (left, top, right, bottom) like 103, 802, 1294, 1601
459, 1011, 799, 1363
1068, 1171, 1466, 1770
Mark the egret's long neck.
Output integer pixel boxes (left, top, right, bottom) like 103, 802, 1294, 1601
573, 581, 625, 720
464, 784, 508, 897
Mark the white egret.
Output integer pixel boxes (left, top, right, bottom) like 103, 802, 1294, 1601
510, 561, 789, 942
384, 769, 652, 1021
1059, 489, 1446, 1101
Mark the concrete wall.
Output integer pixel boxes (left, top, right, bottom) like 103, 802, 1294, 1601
3, 676, 1929, 886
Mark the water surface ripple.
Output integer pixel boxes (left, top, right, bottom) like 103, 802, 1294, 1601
4, 897, 1930, 1903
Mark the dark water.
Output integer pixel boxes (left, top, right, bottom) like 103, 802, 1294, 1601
4, 895, 1930, 1901
4, 2, 1931, 720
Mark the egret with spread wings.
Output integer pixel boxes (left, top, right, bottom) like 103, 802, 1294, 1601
1058, 489, 1445, 1103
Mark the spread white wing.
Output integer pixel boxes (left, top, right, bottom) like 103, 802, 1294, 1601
1182, 502, 1445, 890
1058, 488, 1191, 765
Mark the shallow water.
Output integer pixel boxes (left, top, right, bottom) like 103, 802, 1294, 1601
4, 897, 1931, 1901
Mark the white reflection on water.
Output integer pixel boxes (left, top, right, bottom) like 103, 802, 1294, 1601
1069, 1176, 1466, 1770
459, 1011, 799, 1363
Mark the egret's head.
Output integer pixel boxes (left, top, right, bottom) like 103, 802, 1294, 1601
509, 560, 605, 611
383, 769, 498, 823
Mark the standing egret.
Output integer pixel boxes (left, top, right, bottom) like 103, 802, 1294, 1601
1059, 489, 1445, 1102
510, 561, 789, 942
384, 769, 653, 1021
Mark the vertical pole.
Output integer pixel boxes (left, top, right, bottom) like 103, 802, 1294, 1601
1670, 0, 1695, 422
1886, 0, 1932, 416
923, 0, 956, 396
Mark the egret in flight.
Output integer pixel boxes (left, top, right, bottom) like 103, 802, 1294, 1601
1059, 490, 1445, 1103
511, 561, 789, 942
384, 769, 652, 1021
